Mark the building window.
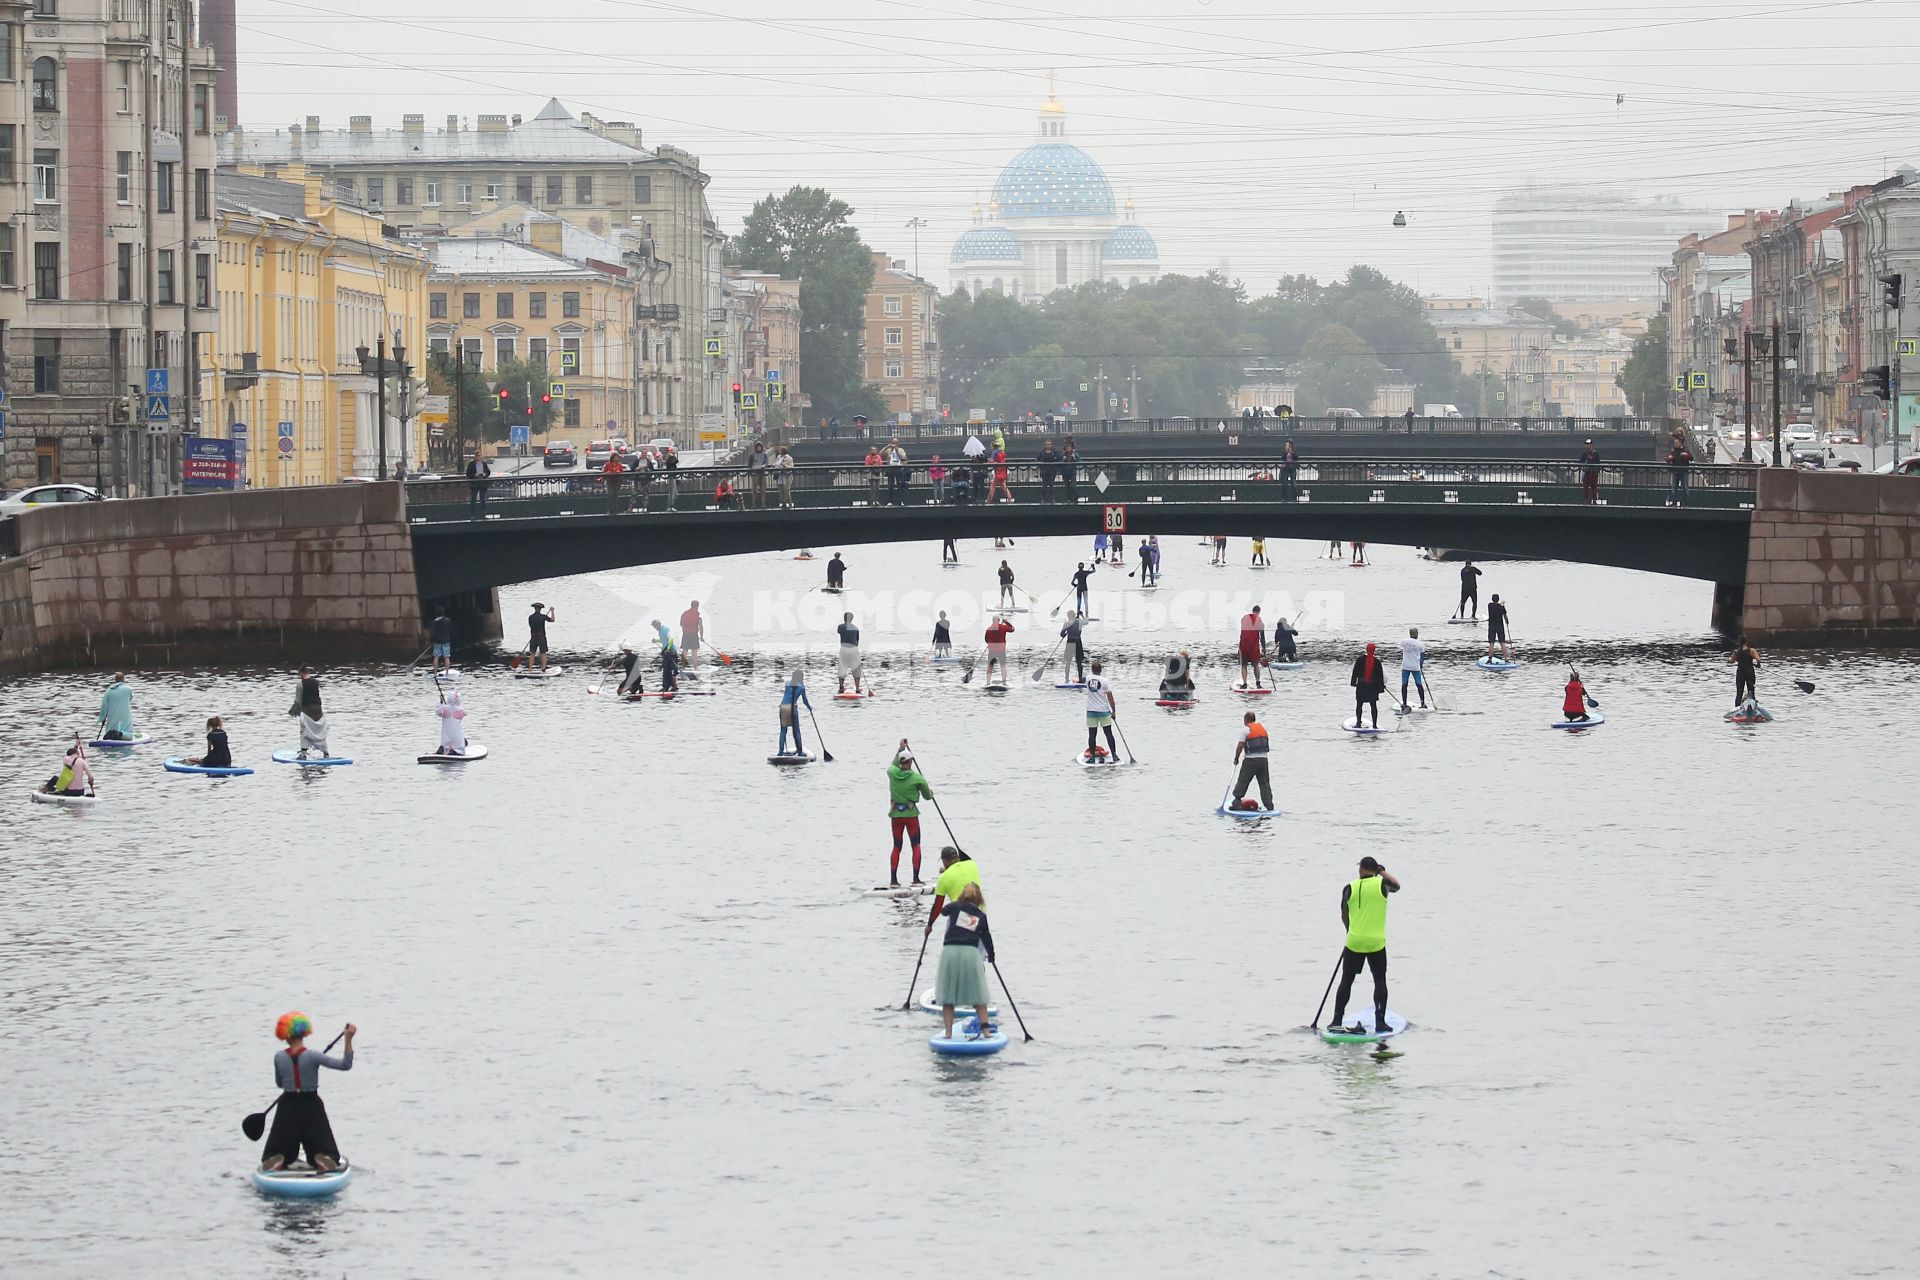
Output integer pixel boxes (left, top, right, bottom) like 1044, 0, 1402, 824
884, 359, 904, 380
461, 336, 482, 367
496, 292, 513, 318
883, 295, 902, 316
0, 224, 13, 288
562, 337, 581, 370
562, 292, 580, 318
425, 179, 441, 205
991, 277, 1003, 293
429, 292, 447, 319
192, 82, 209, 133
194, 252, 210, 307
156, 161, 174, 212
483, 181, 500, 201
576, 176, 593, 204
396, 177, 412, 206
116, 242, 132, 299
528, 291, 546, 318
110, 150, 133, 203
427, 335, 449, 356
462, 292, 480, 319
193, 167, 209, 219
333, 177, 354, 202
1055, 245, 1068, 285
1452, 337, 1462, 350
33, 240, 59, 299
32, 0, 54, 15
33, 335, 58, 393
495, 337, 514, 366
457, 181, 473, 204
528, 337, 547, 366
0, 24, 12, 82
0, 125, 12, 182
32, 148, 55, 201
362, 176, 383, 207
115, 60, 131, 112
31, 56, 53, 111
515, 174, 533, 203
156, 248, 174, 303
545, 175, 561, 204
633, 175, 651, 203
883, 326, 902, 347
564, 399, 581, 428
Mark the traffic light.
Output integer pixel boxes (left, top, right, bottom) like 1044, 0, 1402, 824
540, 391, 552, 403
731, 381, 742, 405
495, 388, 508, 409
1864, 365, 1892, 399
1883, 273, 1904, 311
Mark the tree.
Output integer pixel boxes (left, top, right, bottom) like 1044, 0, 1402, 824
1620, 313, 1671, 417
427, 351, 494, 449
1513, 296, 1581, 340
1293, 324, 1384, 415
491, 356, 558, 439
732, 186, 878, 422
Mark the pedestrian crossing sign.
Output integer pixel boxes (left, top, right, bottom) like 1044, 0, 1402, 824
1689, 371, 1708, 389
741, 392, 759, 409
1901, 339, 1918, 356
767, 383, 785, 400
549, 381, 566, 400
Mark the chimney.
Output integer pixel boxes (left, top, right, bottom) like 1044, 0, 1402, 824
402, 114, 425, 136
201, 0, 239, 130
511, 114, 522, 127
287, 121, 302, 154
349, 115, 372, 137
477, 114, 509, 134
304, 115, 320, 136
446, 114, 460, 134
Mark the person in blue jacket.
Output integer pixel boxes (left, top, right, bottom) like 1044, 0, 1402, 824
777, 669, 812, 756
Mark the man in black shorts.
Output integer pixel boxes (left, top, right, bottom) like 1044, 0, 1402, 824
1486, 594, 1510, 662
527, 602, 556, 672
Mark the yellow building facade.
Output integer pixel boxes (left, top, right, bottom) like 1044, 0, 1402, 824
199, 166, 430, 486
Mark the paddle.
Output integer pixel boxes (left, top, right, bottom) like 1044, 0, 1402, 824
1794, 679, 1816, 694
902, 740, 962, 852
1217, 761, 1239, 813
1565, 663, 1600, 709
1030, 635, 1066, 682
1114, 719, 1138, 765
242, 1028, 347, 1140
803, 701, 835, 763
900, 928, 935, 1011
1309, 952, 1345, 1029
1046, 588, 1074, 620
585, 654, 625, 696
959, 646, 986, 685
403, 644, 432, 674
990, 960, 1034, 1042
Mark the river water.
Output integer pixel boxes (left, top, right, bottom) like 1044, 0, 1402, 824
2, 536, 1913, 1279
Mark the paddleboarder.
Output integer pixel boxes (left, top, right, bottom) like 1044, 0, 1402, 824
1562, 670, 1591, 723
1486, 594, 1512, 661
984, 613, 1016, 685
836, 612, 864, 695
932, 883, 996, 1041
1349, 642, 1386, 730
1238, 606, 1266, 688
96, 673, 136, 741
615, 647, 643, 696
932, 611, 954, 658
1084, 659, 1119, 762
1212, 534, 1228, 565
1728, 636, 1759, 706
777, 669, 811, 756
186, 716, 232, 769
260, 1013, 356, 1174
1158, 651, 1196, 703
1250, 537, 1270, 567
291, 666, 329, 759
925, 845, 982, 931
886, 743, 935, 886
1070, 561, 1097, 615
429, 610, 454, 673
826, 552, 847, 591
1060, 610, 1087, 683
650, 619, 679, 693
1230, 710, 1274, 810
1330, 857, 1400, 1035
42, 736, 94, 796
997, 560, 1019, 609
1456, 561, 1482, 621
526, 602, 556, 673
1272, 615, 1299, 663
1350, 541, 1369, 566
679, 601, 704, 669
434, 687, 469, 756
1399, 627, 1429, 710
942, 536, 958, 563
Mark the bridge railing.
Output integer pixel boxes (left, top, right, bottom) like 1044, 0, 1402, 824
786, 416, 1672, 443
405, 456, 1755, 522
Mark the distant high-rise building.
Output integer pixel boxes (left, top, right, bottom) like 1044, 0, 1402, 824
1492, 188, 1715, 304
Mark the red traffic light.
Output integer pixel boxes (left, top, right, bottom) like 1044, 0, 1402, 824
541, 393, 552, 403
731, 382, 742, 394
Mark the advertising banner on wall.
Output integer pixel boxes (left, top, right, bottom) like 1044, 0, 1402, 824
183, 436, 241, 490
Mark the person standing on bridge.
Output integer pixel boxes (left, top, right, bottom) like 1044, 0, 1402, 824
1038, 439, 1059, 501
746, 439, 770, 508
662, 445, 681, 509
526, 603, 557, 673
1728, 636, 1760, 707
826, 552, 847, 592
1455, 561, 1482, 622
1667, 437, 1693, 504
1580, 439, 1602, 504
1061, 438, 1079, 502
1349, 642, 1386, 730
1281, 440, 1300, 502
773, 445, 795, 508
602, 449, 627, 514
930, 455, 948, 504
1486, 594, 1512, 662
987, 446, 1014, 503
1070, 561, 1097, 615
679, 601, 704, 671
465, 454, 492, 518
1399, 626, 1429, 710
836, 611, 865, 695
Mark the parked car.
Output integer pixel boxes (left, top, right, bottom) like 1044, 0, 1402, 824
584, 440, 617, 467
542, 441, 577, 468
0, 483, 107, 515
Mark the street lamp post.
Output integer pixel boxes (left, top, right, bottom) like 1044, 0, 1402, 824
1770, 322, 1784, 467
356, 334, 411, 481
1747, 329, 1770, 465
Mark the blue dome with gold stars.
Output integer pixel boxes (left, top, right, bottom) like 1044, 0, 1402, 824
991, 143, 1116, 220
951, 225, 1024, 263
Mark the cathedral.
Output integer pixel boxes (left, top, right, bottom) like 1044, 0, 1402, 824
950, 91, 1161, 300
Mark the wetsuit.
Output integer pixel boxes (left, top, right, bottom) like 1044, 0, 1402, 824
1071, 565, 1096, 614
998, 564, 1017, 608
826, 556, 846, 589
1487, 600, 1509, 645
1733, 644, 1757, 705
1272, 619, 1299, 662
1060, 615, 1086, 682
942, 537, 958, 562
1331, 875, 1397, 1032
1458, 565, 1481, 619
527, 610, 551, 657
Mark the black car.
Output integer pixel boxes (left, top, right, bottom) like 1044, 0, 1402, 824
542, 441, 577, 468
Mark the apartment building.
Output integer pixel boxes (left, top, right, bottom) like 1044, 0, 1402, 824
863, 252, 940, 425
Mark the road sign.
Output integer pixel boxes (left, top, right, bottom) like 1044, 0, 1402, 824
146, 394, 171, 421
1689, 371, 1709, 389
1080, 382, 1089, 392
767, 383, 785, 401
421, 411, 449, 425
277, 436, 294, 456
509, 425, 530, 446
1902, 339, 1918, 356
277, 420, 295, 439
1103, 503, 1127, 533
560, 350, 578, 371
766, 369, 782, 382
1034, 380, 1044, 390
146, 368, 169, 395
705, 337, 724, 357
740, 392, 759, 409
548, 381, 566, 400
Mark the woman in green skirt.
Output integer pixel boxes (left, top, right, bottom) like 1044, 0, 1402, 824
934, 883, 996, 1039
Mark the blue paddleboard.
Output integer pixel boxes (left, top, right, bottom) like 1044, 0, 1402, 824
163, 758, 254, 776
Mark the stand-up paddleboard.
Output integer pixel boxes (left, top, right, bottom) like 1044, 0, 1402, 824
868, 882, 934, 899
514, 667, 567, 679
794, 554, 815, 561
1320, 1009, 1409, 1044
87, 735, 153, 748
1075, 749, 1130, 767
1138, 583, 1160, 591
1349, 562, 1370, 568
1446, 618, 1478, 626
1475, 657, 1518, 672
29, 789, 97, 805
416, 667, 461, 677
998, 607, 1030, 614
940, 562, 964, 569
1342, 720, 1389, 735
1397, 704, 1434, 715
1550, 713, 1605, 730
1726, 701, 1773, 724
929, 1025, 1009, 1056
1054, 681, 1087, 690
767, 752, 814, 766
163, 758, 254, 777
1249, 564, 1271, 571
1231, 684, 1273, 695
919, 991, 999, 1017
822, 586, 844, 594
1266, 661, 1304, 671
271, 751, 354, 766
931, 655, 965, 664
1217, 799, 1281, 819
833, 690, 872, 701
626, 689, 716, 698
983, 684, 1010, 695
1155, 697, 1197, 708
251, 1160, 352, 1198
418, 744, 489, 764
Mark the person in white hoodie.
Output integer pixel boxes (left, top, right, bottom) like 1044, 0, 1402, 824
435, 687, 469, 756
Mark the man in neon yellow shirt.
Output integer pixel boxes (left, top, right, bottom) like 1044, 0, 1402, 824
924, 845, 981, 936
1330, 855, 1401, 1034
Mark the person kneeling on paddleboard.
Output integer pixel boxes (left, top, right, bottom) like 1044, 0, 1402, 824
435, 688, 469, 755
1331, 858, 1400, 1035
262, 1013, 356, 1174
1562, 672, 1590, 723
886, 744, 935, 886
1272, 616, 1299, 663
43, 736, 95, 796
1231, 711, 1274, 811
1158, 652, 1196, 703
778, 670, 811, 756
932, 883, 996, 1041
616, 647, 643, 697
1350, 643, 1386, 730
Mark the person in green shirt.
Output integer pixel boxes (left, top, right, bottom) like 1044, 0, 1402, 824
924, 845, 981, 935
887, 742, 934, 887
1330, 856, 1401, 1034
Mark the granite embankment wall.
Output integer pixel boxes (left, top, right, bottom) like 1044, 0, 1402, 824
0, 484, 424, 673
1736, 469, 1920, 644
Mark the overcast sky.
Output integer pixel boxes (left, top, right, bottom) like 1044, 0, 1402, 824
234, 0, 1920, 296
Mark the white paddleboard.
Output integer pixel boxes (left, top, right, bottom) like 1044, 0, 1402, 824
867, 882, 934, 898
1054, 681, 1086, 690
920, 990, 998, 1017
1266, 661, 1304, 671
1476, 657, 1518, 672
1074, 750, 1129, 767
30, 789, 97, 805
271, 751, 354, 766
1446, 618, 1478, 626
1342, 721, 1389, 735
1231, 685, 1273, 695
515, 667, 567, 679
418, 744, 490, 763
767, 752, 814, 766
1217, 800, 1280, 818
930, 655, 964, 664
1550, 713, 1604, 730
1321, 1009, 1409, 1044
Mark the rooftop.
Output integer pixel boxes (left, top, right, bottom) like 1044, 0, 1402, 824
430, 238, 607, 280
220, 99, 688, 170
